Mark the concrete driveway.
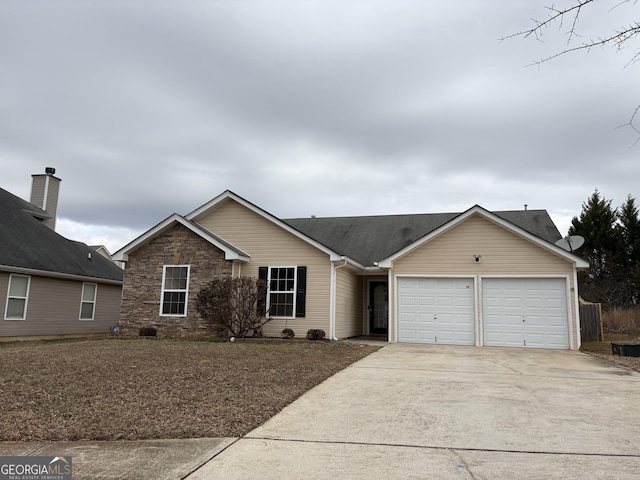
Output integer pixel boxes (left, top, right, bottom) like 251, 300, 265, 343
188, 344, 640, 479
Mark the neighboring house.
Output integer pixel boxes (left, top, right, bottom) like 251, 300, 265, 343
91, 244, 125, 269
0, 169, 124, 338
113, 190, 589, 350
91, 245, 114, 261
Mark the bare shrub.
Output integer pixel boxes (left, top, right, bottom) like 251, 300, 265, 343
195, 276, 271, 339
603, 307, 640, 336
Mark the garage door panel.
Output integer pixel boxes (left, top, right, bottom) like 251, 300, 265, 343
437, 295, 454, 307
398, 277, 475, 345
483, 278, 569, 349
399, 294, 416, 306
545, 298, 564, 309
524, 298, 543, 309
418, 278, 435, 289
418, 296, 434, 307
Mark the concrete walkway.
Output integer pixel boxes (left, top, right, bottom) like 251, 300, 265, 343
3, 344, 640, 479
0, 438, 236, 479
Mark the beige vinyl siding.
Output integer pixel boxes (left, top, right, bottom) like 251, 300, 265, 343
390, 214, 578, 348
0, 272, 122, 336
334, 267, 364, 339
196, 200, 332, 338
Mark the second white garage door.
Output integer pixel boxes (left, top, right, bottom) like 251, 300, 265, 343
482, 278, 569, 349
398, 277, 475, 345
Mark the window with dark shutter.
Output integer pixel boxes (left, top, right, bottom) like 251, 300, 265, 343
295, 266, 306, 317
259, 266, 307, 318
258, 267, 268, 316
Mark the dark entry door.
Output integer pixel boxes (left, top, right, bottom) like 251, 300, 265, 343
369, 281, 388, 335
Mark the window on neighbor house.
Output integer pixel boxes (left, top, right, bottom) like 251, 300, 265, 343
161, 265, 190, 316
258, 266, 307, 318
5, 274, 30, 320
80, 283, 97, 320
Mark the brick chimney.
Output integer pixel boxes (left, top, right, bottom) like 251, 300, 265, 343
30, 167, 61, 230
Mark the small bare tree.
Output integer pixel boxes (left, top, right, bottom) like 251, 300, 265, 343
195, 276, 270, 338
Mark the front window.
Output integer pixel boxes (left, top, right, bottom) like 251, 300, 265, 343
80, 283, 97, 320
161, 265, 190, 316
268, 267, 296, 318
5, 274, 30, 320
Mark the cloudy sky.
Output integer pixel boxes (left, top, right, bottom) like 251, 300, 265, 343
1, 1, 638, 253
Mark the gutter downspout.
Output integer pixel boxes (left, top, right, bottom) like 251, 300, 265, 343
330, 257, 348, 342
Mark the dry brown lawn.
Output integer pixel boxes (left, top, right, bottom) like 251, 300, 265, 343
0, 338, 379, 442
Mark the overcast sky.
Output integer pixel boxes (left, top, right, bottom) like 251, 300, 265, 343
1, 1, 638, 253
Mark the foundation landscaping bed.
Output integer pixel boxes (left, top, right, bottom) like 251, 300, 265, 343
0, 338, 379, 442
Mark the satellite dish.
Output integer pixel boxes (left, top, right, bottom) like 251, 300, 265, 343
555, 235, 585, 252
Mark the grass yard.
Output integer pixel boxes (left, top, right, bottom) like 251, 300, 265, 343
0, 338, 379, 442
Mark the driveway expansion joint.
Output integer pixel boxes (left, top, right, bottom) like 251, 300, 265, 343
180, 438, 241, 480
243, 436, 640, 458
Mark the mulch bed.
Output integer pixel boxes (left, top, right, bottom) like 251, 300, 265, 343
0, 338, 379, 442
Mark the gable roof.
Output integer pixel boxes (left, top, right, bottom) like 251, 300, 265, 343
0, 187, 124, 283
117, 189, 585, 270
378, 205, 586, 268
112, 213, 251, 262
285, 206, 586, 268
185, 190, 350, 263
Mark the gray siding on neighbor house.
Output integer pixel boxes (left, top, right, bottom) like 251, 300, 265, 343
0, 272, 122, 336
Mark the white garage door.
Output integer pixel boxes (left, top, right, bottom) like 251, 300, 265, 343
398, 277, 475, 345
482, 278, 569, 349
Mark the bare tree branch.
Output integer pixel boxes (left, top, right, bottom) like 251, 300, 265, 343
501, 1, 640, 144
616, 104, 640, 148
500, 0, 640, 66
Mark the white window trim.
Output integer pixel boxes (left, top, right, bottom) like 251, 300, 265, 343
160, 265, 190, 317
267, 266, 297, 319
79, 282, 97, 321
4, 274, 30, 321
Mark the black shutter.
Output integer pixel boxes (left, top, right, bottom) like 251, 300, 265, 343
295, 266, 307, 317
258, 267, 268, 316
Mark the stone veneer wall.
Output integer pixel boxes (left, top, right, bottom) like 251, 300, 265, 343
119, 223, 233, 337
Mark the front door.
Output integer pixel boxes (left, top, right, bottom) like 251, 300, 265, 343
369, 281, 388, 335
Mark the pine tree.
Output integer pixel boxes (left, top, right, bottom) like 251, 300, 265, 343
569, 190, 619, 282
617, 195, 640, 305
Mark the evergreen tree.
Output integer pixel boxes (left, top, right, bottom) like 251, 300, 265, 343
617, 195, 640, 305
569, 190, 619, 281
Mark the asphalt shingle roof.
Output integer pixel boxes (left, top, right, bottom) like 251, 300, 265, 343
0, 187, 124, 282
284, 209, 562, 267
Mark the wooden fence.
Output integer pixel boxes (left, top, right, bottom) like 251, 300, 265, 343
580, 298, 603, 342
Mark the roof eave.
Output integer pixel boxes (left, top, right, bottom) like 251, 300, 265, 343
112, 213, 250, 263
0, 265, 123, 285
